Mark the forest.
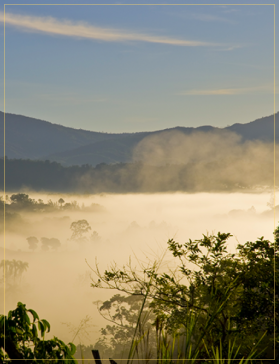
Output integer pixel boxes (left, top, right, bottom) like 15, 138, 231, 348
0, 156, 277, 193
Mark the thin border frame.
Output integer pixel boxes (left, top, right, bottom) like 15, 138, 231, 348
2, 2, 277, 361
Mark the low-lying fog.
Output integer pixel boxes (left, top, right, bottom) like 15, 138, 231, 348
0, 191, 278, 348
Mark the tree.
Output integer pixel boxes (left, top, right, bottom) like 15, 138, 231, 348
0, 302, 77, 363
90, 228, 279, 361
89, 231, 101, 243
10, 194, 34, 209
62, 316, 95, 361
8, 194, 56, 213
41, 238, 61, 251
58, 198, 65, 208
92, 294, 155, 359
0, 260, 29, 285
70, 220, 91, 243
27, 237, 39, 251
16, 261, 29, 283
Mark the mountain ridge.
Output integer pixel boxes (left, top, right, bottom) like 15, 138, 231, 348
0, 111, 278, 166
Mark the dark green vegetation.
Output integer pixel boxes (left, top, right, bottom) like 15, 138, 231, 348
0, 229, 278, 362
0, 302, 77, 363
88, 228, 279, 362
1, 156, 277, 193
0, 111, 278, 166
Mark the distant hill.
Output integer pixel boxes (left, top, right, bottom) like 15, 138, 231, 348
0, 111, 278, 166
225, 114, 279, 142
1, 157, 277, 193
0, 111, 128, 159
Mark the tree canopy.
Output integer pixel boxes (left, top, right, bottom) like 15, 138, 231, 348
91, 228, 279, 361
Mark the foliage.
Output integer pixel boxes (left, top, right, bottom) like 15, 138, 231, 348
91, 228, 279, 361
0, 302, 77, 363
93, 294, 155, 359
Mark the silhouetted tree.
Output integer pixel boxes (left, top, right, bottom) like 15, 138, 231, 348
41, 237, 61, 251
48, 238, 61, 250
0, 259, 28, 285
26, 236, 38, 251
70, 220, 91, 243
58, 198, 65, 207
89, 231, 101, 243
10, 193, 35, 209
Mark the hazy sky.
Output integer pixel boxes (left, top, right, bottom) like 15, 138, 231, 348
1, 0, 279, 132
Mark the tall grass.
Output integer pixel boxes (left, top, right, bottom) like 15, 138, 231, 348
127, 317, 266, 364
126, 279, 267, 364
203, 330, 267, 364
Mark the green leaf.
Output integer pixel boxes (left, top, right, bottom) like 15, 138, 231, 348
28, 309, 40, 322
68, 342, 76, 355
15, 328, 24, 335
41, 319, 51, 333
38, 320, 45, 337
24, 312, 31, 325
32, 323, 38, 339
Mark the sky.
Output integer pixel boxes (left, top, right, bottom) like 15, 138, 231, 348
0, 0, 279, 132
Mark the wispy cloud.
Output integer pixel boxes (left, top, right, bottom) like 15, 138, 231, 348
191, 13, 235, 24
167, 10, 235, 24
220, 6, 239, 14
0, 11, 222, 47
213, 45, 244, 52
178, 85, 275, 96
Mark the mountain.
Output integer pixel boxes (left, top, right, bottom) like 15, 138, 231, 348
0, 111, 278, 166
0, 111, 128, 159
225, 113, 279, 142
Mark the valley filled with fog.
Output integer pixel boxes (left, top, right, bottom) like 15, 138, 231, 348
1, 3, 278, 359
0, 191, 277, 348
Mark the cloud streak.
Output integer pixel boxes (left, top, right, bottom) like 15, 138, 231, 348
0, 11, 222, 47
191, 13, 235, 24
178, 85, 274, 96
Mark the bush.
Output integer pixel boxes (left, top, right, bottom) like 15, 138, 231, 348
0, 302, 77, 363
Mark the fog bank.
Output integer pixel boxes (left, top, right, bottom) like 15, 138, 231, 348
1, 192, 278, 349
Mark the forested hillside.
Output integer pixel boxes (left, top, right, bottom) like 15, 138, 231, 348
1, 156, 277, 193
0, 111, 278, 166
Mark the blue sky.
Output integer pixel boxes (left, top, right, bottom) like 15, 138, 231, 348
1, 0, 279, 132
